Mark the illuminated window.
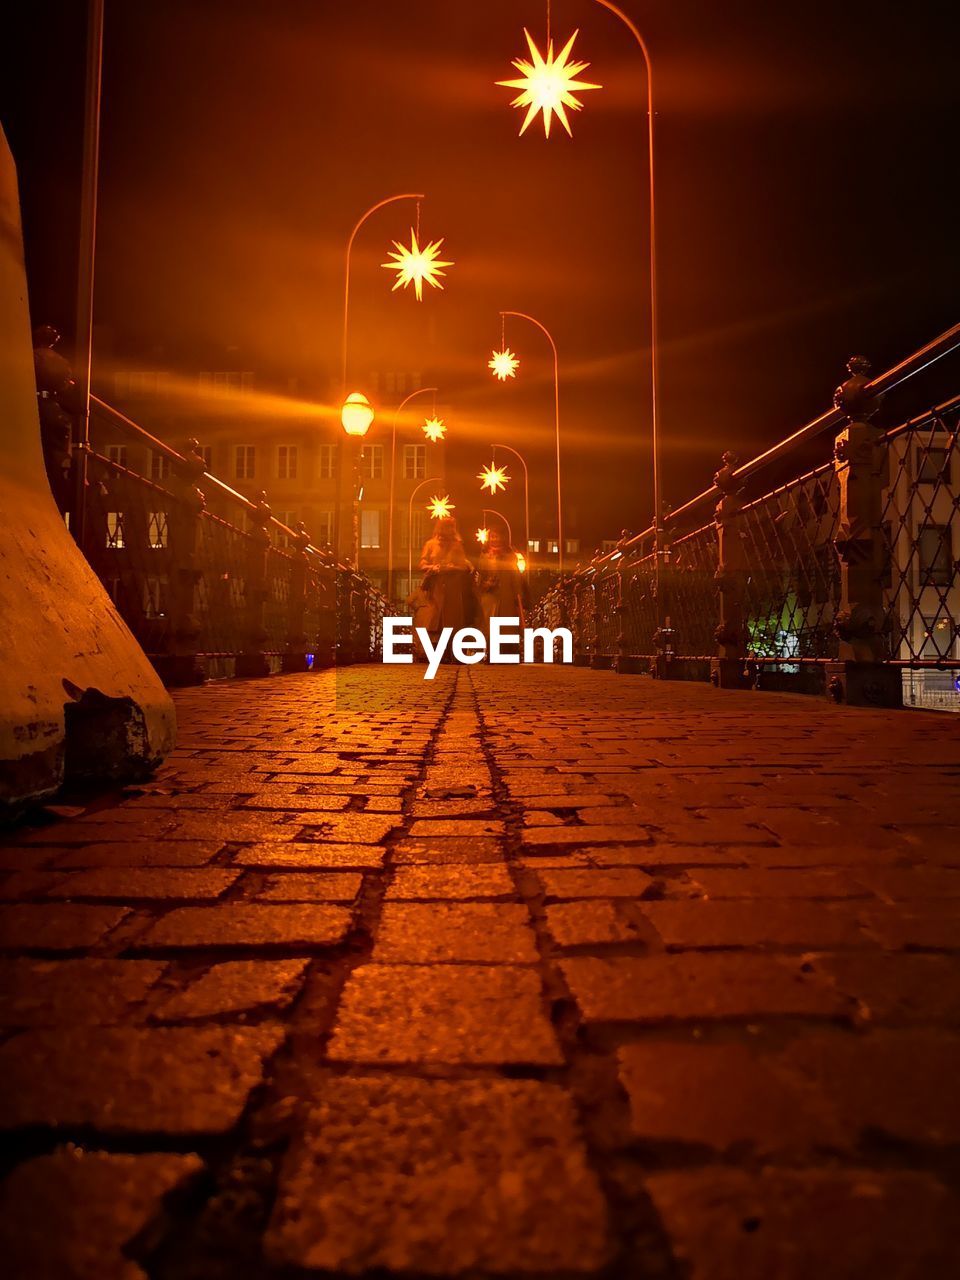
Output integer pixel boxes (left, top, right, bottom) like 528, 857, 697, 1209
361, 444, 384, 480
148, 450, 171, 482
527, 539, 540, 553
565, 538, 580, 554
147, 512, 169, 549
235, 445, 256, 480
402, 444, 426, 480
318, 443, 337, 480
315, 510, 334, 546
277, 445, 298, 480
107, 444, 128, 468
919, 525, 952, 586
361, 509, 382, 549
106, 512, 125, 549
547, 539, 559, 555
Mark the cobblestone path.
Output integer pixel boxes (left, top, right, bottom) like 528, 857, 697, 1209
1, 665, 959, 1278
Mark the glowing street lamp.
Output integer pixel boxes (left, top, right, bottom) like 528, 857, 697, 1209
387, 386, 439, 601
516, 552, 527, 573
482, 507, 513, 548
476, 527, 489, 545
422, 416, 447, 442
340, 392, 375, 569
428, 494, 455, 520
407, 475, 443, 593
382, 228, 454, 302
497, 28, 600, 138
478, 462, 510, 495
490, 442, 530, 552
489, 348, 520, 381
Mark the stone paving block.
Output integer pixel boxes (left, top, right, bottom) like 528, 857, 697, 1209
644, 1168, 959, 1280
639, 900, 872, 950
535, 867, 655, 901
373, 903, 539, 964
0, 904, 129, 951
266, 1076, 610, 1275
0, 869, 69, 897
687, 869, 870, 899
0, 1149, 204, 1280
0, 1025, 284, 1135
386, 864, 514, 900
254, 872, 363, 902
238, 790, 350, 810
134, 904, 352, 951
649, 817, 776, 846
780, 1031, 960, 1145
617, 1042, 849, 1154
515, 794, 630, 809
410, 799, 497, 818
294, 814, 400, 843
561, 954, 851, 1024
0, 847, 63, 871
522, 825, 654, 847
154, 959, 309, 1020
805, 951, 960, 1025
233, 843, 385, 869
407, 819, 506, 837
392, 837, 505, 864
858, 904, 960, 950
328, 964, 563, 1065
546, 901, 654, 949
0, 958, 165, 1026
43, 867, 240, 902
853, 868, 960, 900
52, 841, 224, 868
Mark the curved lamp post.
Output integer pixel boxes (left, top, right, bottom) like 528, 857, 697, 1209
388, 386, 439, 600
490, 442, 529, 551
499, 310, 563, 574
406, 475, 444, 596
341, 392, 375, 569
482, 507, 513, 547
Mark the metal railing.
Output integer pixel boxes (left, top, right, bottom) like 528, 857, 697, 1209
65, 397, 387, 684
533, 323, 960, 710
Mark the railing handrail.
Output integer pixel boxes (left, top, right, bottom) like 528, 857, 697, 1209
589, 320, 960, 571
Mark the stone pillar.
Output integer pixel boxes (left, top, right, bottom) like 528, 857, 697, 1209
236, 491, 272, 679
282, 521, 311, 674
825, 356, 901, 707
711, 451, 752, 689
154, 439, 206, 687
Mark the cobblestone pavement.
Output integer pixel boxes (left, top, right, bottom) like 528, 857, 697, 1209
1, 665, 959, 1278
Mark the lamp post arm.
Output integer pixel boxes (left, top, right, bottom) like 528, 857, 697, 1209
407, 475, 444, 595
490, 441, 529, 552
342, 192, 425, 394
388, 386, 438, 601
501, 310, 563, 574
482, 507, 513, 547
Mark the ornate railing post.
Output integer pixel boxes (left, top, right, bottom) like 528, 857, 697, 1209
651, 517, 675, 679
826, 356, 901, 707
236, 491, 272, 679
282, 520, 311, 673
156, 438, 206, 686
711, 451, 752, 689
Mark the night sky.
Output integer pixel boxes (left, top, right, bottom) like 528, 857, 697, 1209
4, 0, 959, 548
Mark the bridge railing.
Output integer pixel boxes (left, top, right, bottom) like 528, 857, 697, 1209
533, 323, 960, 710
70, 397, 387, 684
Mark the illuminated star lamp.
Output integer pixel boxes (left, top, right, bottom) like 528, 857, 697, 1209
476, 527, 489, 545
489, 348, 519, 381
422, 416, 447, 442
497, 29, 601, 139
382, 229, 453, 302
478, 462, 510, 495
516, 552, 527, 573
428, 495, 455, 520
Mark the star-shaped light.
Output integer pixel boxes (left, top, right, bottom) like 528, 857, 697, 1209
427, 494, 455, 520
476, 527, 489, 545
497, 29, 601, 139
382, 229, 453, 302
422, 416, 447, 443
478, 462, 510, 495
489, 348, 520, 381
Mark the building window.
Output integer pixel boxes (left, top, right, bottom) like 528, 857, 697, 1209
565, 538, 580, 554
361, 444, 384, 480
401, 510, 428, 550
547, 539, 559, 555
199, 371, 253, 395
527, 539, 541, 553
601, 539, 619, 553
918, 448, 950, 485
361, 509, 382, 549
277, 445, 298, 480
143, 576, 167, 619
198, 445, 213, 472
114, 371, 168, 398
148, 450, 171, 482
315, 510, 334, 546
147, 512, 169, 549
919, 617, 955, 659
318, 443, 337, 480
106, 512, 125, 549
107, 444, 128, 468
402, 444, 426, 480
235, 445, 256, 480
918, 524, 952, 586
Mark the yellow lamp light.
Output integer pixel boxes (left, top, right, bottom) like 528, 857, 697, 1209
341, 392, 375, 437
382, 229, 453, 302
498, 29, 601, 139
428, 495, 455, 520
422, 416, 447, 442
516, 552, 527, 573
489, 348, 520, 381
479, 462, 510, 495
476, 527, 489, 545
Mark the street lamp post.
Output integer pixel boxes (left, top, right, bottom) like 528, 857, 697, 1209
490, 442, 529, 551
388, 386, 439, 601
341, 392, 375, 569
407, 476, 444, 596
499, 310, 563, 574
482, 507, 513, 547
